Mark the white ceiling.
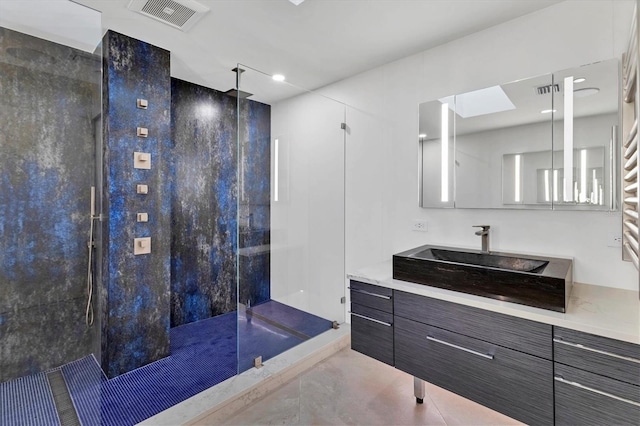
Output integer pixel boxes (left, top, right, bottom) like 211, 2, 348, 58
70, 0, 562, 101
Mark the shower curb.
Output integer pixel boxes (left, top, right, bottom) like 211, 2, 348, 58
138, 325, 351, 426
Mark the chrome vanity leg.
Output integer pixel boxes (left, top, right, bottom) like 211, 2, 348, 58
414, 376, 425, 404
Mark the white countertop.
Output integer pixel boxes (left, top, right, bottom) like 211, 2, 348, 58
348, 261, 640, 345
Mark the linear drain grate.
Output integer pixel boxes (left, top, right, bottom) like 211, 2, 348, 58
245, 308, 311, 341
46, 370, 81, 426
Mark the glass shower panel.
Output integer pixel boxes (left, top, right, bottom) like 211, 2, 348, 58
237, 65, 346, 373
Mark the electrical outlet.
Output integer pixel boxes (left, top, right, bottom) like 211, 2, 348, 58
412, 220, 428, 232
608, 234, 623, 248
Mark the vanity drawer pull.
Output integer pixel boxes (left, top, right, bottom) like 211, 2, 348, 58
426, 336, 494, 360
553, 338, 640, 364
554, 376, 640, 407
349, 312, 392, 327
348, 287, 392, 300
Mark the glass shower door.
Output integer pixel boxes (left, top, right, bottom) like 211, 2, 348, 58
236, 65, 346, 373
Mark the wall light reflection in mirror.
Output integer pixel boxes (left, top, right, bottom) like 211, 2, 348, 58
563, 76, 574, 202
544, 169, 550, 202
580, 149, 587, 203
441, 103, 449, 203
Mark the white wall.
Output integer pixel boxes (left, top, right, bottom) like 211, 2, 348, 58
314, 0, 637, 291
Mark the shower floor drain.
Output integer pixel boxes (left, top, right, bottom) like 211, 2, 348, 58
46, 370, 80, 426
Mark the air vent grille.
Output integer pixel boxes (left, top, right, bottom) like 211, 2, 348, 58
141, 0, 195, 27
535, 84, 560, 95
128, 0, 209, 31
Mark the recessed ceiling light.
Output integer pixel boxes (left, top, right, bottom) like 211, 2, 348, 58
419, 134, 427, 138
573, 77, 586, 83
540, 109, 557, 114
272, 74, 285, 82
289, 0, 305, 5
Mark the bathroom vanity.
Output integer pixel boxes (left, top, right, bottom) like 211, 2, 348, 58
348, 261, 640, 426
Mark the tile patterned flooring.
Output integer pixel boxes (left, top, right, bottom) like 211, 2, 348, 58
214, 347, 524, 426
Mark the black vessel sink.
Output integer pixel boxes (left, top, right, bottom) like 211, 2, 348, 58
416, 248, 549, 273
393, 245, 572, 312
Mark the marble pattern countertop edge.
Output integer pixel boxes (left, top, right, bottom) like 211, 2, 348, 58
347, 260, 640, 345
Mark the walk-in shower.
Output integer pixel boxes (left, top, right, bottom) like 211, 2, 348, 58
1, 3, 345, 424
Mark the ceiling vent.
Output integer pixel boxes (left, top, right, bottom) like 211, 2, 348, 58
535, 84, 560, 95
128, 0, 209, 32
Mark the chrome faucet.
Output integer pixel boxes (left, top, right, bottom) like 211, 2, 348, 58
473, 225, 490, 253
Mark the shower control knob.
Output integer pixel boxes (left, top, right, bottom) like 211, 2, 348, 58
134, 152, 151, 169
134, 237, 151, 255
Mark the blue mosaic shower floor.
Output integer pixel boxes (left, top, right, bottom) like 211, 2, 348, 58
0, 300, 332, 426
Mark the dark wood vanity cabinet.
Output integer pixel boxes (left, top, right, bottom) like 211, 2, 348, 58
349, 281, 394, 366
348, 280, 640, 425
553, 327, 640, 426
393, 290, 554, 425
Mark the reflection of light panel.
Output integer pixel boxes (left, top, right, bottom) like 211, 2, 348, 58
544, 169, 550, 202
274, 139, 279, 202
441, 103, 449, 203
553, 169, 559, 202
438, 85, 515, 118
515, 154, 521, 202
592, 169, 598, 204
580, 149, 587, 202
563, 77, 574, 202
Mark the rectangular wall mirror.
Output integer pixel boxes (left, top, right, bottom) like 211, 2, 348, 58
419, 58, 619, 210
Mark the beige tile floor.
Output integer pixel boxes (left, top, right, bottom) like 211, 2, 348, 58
210, 347, 523, 426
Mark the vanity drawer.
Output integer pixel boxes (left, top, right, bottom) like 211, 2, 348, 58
554, 327, 640, 386
350, 302, 394, 366
349, 280, 393, 313
395, 316, 553, 425
394, 290, 552, 359
555, 363, 640, 426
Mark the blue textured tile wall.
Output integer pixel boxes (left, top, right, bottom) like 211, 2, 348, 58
238, 99, 271, 307
170, 79, 271, 327
101, 31, 171, 378
0, 27, 100, 382
170, 79, 238, 327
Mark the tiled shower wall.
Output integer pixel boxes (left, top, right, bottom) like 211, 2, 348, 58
170, 78, 238, 327
170, 78, 271, 327
238, 99, 271, 308
1, 28, 271, 381
0, 28, 100, 382
101, 31, 171, 378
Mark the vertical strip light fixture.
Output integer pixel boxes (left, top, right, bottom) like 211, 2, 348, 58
544, 169, 550, 202
580, 149, 587, 203
441, 103, 449, 203
515, 154, 521, 202
553, 169, 559, 202
563, 76, 574, 202
274, 138, 279, 202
